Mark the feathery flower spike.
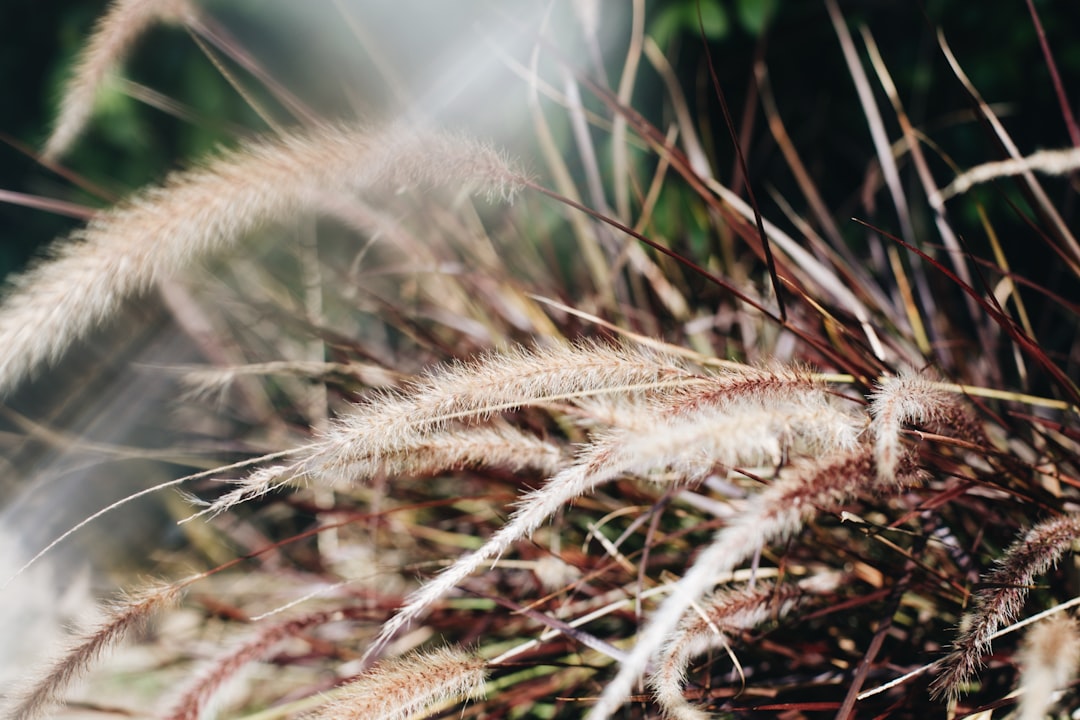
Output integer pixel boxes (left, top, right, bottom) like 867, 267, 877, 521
0, 123, 521, 396
7, 581, 184, 720
306, 646, 486, 720
932, 513, 1080, 699
1016, 614, 1080, 720
368, 370, 863, 663
44, 0, 199, 160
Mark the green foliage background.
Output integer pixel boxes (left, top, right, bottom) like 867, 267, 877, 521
2, 0, 1079, 283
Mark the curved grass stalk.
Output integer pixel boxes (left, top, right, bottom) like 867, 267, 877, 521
650, 583, 800, 720
43, 0, 199, 160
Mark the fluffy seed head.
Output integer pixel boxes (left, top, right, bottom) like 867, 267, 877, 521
6, 582, 183, 720
869, 369, 979, 483
44, 0, 199, 160
306, 646, 487, 720
0, 123, 522, 396
932, 513, 1080, 700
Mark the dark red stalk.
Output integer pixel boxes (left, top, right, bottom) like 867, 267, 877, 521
697, 2, 786, 322
854, 218, 1080, 406
1025, 0, 1080, 148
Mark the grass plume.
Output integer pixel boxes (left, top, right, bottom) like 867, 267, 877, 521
6, 581, 184, 720
43, 0, 199, 161
650, 582, 807, 720
0, 122, 521, 396
305, 646, 487, 720
1015, 614, 1080, 720
941, 146, 1080, 200
366, 362, 863, 661
162, 606, 372, 720
932, 513, 1080, 700
869, 369, 983, 483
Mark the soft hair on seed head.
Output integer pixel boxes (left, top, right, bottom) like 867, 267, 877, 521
161, 606, 372, 720
6, 581, 184, 720
868, 369, 980, 483
941, 147, 1080, 200
196, 341, 683, 517
366, 373, 865, 663
650, 583, 801, 720
932, 514, 1080, 700
0, 123, 522, 396
305, 646, 487, 720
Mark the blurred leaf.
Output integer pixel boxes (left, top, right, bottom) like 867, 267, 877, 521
180, 59, 230, 158
94, 78, 148, 151
735, 0, 778, 36
648, 0, 729, 48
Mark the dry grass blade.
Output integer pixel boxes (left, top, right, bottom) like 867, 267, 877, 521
0, 189, 96, 220
0, 123, 522, 396
611, 0, 645, 222
936, 31, 1080, 268
826, 1, 914, 250
1024, 0, 1080, 147
860, 25, 987, 346
754, 61, 863, 272
43, 0, 199, 160
700, 176, 887, 361
524, 19, 613, 301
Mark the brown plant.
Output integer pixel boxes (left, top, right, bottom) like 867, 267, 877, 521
4, 2, 1080, 719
